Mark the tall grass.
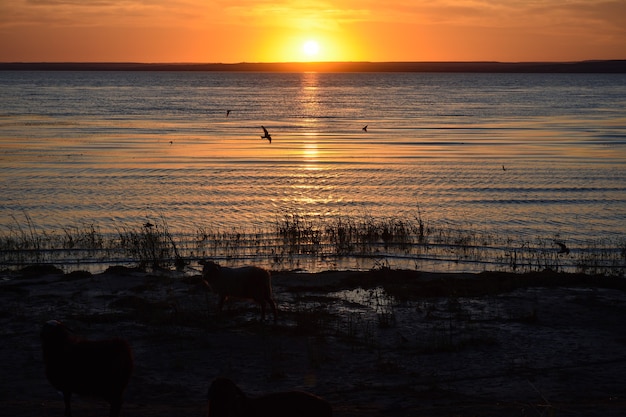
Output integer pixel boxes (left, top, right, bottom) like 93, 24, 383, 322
1, 211, 624, 276
116, 216, 184, 270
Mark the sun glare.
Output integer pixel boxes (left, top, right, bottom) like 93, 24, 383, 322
302, 40, 320, 58
271, 34, 352, 62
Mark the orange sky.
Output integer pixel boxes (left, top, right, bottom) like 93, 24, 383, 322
1, 1, 625, 63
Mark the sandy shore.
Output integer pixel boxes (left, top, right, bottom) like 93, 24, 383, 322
1, 265, 625, 416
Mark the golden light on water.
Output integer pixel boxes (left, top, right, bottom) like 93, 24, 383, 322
302, 141, 319, 164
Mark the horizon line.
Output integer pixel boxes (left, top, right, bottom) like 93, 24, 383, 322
1, 60, 625, 73
3, 59, 626, 64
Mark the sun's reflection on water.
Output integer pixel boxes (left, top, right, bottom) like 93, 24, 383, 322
299, 72, 321, 128
302, 141, 320, 166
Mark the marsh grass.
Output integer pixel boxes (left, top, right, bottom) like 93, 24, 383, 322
1, 211, 625, 276
116, 216, 185, 270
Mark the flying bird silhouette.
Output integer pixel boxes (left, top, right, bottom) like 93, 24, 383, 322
261, 126, 272, 143
554, 240, 570, 255
362, 125, 368, 132
226, 110, 231, 117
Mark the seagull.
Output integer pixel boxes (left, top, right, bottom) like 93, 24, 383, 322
554, 240, 570, 255
226, 109, 231, 117
362, 125, 368, 132
261, 126, 272, 143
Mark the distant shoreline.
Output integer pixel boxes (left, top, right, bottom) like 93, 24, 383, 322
1, 60, 626, 73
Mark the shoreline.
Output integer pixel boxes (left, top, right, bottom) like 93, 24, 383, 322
2, 265, 626, 416
1, 60, 626, 73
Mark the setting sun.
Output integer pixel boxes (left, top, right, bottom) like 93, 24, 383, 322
302, 40, 320, 57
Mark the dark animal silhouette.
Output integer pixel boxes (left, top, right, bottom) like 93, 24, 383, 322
207, 377, 332, 417
41, 320, 133, 417
260, 126, 272, 143
554, 240, 570, 254
227, 110, 231, 117
200, 260, 277, 321
362, 125, 368, 132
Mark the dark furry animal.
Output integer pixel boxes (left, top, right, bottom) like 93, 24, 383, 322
207, 377, 332, 417
200, 260, 277, 321
41, 320, 133, 417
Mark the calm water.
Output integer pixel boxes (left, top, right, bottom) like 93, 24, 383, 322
1, 71, 626, 254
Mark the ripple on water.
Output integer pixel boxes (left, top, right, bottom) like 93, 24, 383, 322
1, 72, 625, 244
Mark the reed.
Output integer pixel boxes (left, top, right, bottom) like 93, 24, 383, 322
1, 211, 624, 276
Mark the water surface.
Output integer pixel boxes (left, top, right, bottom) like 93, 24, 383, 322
1, 71, 625, 261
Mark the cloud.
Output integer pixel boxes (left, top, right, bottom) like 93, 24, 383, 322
219, 0, 371, 30
329, 0, 626, 33
4, 0, 625, 34
1, 0, 216, 28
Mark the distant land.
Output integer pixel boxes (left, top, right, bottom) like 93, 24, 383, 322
1, 60, 626, 73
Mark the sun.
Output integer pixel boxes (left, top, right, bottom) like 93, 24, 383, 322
302, 40, 320, 58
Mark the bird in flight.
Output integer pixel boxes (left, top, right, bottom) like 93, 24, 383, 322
226, 110, 231, 117
362, 125, 368, 132
554, 240, 570, 255
261, 126, 272, 143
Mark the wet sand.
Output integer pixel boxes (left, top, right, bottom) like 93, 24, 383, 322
1, 265, 625, 416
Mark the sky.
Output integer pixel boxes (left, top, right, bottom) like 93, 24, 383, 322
1, 0, 625, 63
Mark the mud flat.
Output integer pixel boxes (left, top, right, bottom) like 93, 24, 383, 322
1, 265, 626, 416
